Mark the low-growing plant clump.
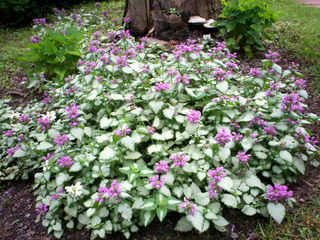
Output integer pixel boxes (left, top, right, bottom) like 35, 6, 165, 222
0, 3, 320, 239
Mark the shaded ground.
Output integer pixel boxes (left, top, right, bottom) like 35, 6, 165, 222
0, 38, 320, 240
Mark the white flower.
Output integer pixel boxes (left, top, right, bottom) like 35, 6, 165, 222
42, 111, 56, 122
8, 112, 20, 119
43, 161, 49, 172
65, 182, 83, 197
203, 34, 211, 40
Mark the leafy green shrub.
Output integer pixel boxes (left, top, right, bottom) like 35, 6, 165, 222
216, 0, 278, 57
1, 8, 320, 239
18, 27, 84, 87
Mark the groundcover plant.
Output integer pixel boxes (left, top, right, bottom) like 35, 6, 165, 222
1, 4, 320, 239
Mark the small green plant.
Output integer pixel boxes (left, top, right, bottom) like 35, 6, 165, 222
216, 0, 278, 57
18, 26, 84, 88
162, 8, 181, 16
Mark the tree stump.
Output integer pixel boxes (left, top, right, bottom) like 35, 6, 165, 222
124, 0, 223, 39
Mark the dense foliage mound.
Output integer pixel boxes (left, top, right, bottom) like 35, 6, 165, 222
0, 5, 319, 239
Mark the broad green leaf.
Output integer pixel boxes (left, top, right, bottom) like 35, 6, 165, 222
216, 81, 228, 93
218, 147, 230, 162
87, 89, 98, 100
267, 202, 286, 224
156, 207, 167, 222
279, 150, 292, 163
36, 142, 53, 150
221, 194, 238, 208
241, 205, 257, 216
98, 207, 109, 217
87, 208, 96, 217
71, 127, 83, 140
140, 198, 157, 210
13, 149, 26, 158
175, 216, 193, 232
148, 144, 162, 154
99, 147, 115, 160
120, 136, 135, 151
56, 173, 69, 186
217, 177, 233, 192
69, 162, 82, 172
92, 215, 101, 227
212, 215, 229, 227
65, 204, 77, 217
140, 210, 156, 227
149, 100, 164, 114
100, 117, 113, 129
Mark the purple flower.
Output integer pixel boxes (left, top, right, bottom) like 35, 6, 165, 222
57, 156, 73, 167
147, 125, 156, 134
213, 67, 231, 81
108, 180, 121, 201
37, 116, 50, 131
7, 146, 21, 156
215, 128, 231, 146
208, 167, 226, 182
179, 197, 196, 216
154, 82, 170, 92
42, 92, 52, 103
236, 152, 251, 164
186, 110, 201, 123
114, 126, 131, 137
94, 186, 109, 202
54, 134, 68, 146
35, 204, 48, 216
170, 154, 188, 167
249, 68, 262, 77
232, 132, 243, 142
293, 79, 307, 89
155, 161, 169, 173
265, 184, 293, 202
263, 124, 277, 137
2, 130, 13, 137
50, 188, 63, 201
95, 2, 101, 7
112, 18, 119, 24
123, 17, 131, 23
149, 175, 165, 190
65, 103, 79, 120
42, 153, 55, 163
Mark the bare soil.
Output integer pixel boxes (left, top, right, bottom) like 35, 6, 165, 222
0, 37, 320, 240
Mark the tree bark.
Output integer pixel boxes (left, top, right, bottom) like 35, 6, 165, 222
124, 0, 223, 38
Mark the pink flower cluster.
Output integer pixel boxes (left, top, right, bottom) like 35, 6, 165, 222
57, 156, 73, 167
114, 126, 131, 137
94, 180, 122, 202
35, 204, 48, 215
37, 116, 50, 131
54, 134, 68, 146
149, 175, 165, 190
170, 154, 188, 167
213, 67, 231, 81
265, 184, 293, 202
154, 82, 170, 92
281, 93, 304, 113
147, 125, 156, 134
50, 188, 63, 200
7, 146, 21, 156
2, 130, 13, 137
208, 167, 226, 199
179, 197, 196, 216
155, 161, 169, 173
236, 152, 251, 164
186, 110, 201, 123
65, 103, 80, 126
215, 127, 231, 146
